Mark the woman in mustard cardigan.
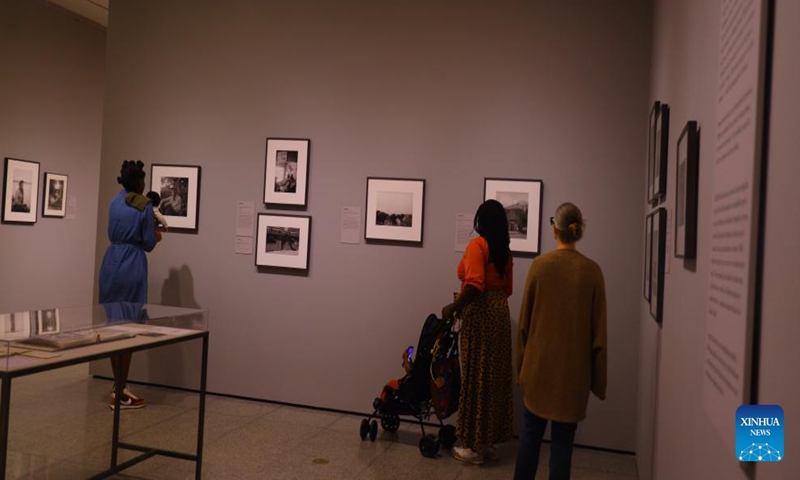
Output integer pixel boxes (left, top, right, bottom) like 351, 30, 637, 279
514, 202, 607, 480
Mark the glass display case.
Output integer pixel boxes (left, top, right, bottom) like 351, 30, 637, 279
0, 303, 207, 371
0, 303, 209, 480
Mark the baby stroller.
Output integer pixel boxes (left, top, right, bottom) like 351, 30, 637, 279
358, 314, 461, 458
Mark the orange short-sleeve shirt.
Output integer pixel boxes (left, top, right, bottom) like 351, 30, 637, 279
458, 237, 513, 296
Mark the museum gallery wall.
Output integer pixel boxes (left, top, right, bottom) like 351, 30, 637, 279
0, 0, 105, 312
85, 0, 653, 452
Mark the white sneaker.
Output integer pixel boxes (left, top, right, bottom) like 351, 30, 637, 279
109, 390, 146, 410
452, 446, 484, 465
110, 387, 146, 409
111, 386, 141, 401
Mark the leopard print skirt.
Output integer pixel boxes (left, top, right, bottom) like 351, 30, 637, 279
456, 288, 514, 451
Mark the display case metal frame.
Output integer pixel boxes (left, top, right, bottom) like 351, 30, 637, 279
0, 309, 209, 480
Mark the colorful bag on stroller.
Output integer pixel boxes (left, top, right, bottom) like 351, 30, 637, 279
429, 322, 460, 420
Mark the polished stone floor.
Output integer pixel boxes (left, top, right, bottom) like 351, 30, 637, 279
2, 365, 639, 479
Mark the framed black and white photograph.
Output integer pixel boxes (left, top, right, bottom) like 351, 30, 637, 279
42, 173, 68, 218
676, 121, 700, 259
36, 309, 60, 335
647, 101, 660, 204
150, 164, 201, 233
0, 311, 31, 341
264, 138, 310, 207
256, 214, 311, 270
649, 208, 667, 326
643, 213, 653, 302
365, 177, 425, 243
651, 103, 670, 204
2, 157, 40, 224
484, 178, 543, 255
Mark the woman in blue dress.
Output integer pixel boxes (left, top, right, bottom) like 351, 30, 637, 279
99, 160, 161, 409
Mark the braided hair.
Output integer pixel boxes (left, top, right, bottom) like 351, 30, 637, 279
118, 160, 145, 193
473, 199, 511, 277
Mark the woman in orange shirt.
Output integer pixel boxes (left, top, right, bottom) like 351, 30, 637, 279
442, 199, 514, 465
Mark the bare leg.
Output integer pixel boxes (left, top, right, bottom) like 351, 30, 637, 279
110, 353, 133, 393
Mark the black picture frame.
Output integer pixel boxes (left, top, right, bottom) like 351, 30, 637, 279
643, 213, 653, 302
42, 172, 68, 218
675, 121, 700, 259
649, 207, 667, 326
255, 213, 311, 271
365, 177, 425, 244
651, 103, 670, 204
264, 138, 310, 208
150, 164, 202, 233
647, 101, 660, 204
2, 157, 40, 224
484, 178, 544, 256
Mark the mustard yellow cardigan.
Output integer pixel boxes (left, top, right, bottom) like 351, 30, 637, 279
516, 249, 607, 423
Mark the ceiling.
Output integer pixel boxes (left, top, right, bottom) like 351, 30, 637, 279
45, 0, 108, 28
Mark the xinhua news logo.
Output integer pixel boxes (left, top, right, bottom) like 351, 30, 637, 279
736, 405, 784, 462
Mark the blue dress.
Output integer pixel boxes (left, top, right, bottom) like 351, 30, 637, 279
99, 190, 157, 304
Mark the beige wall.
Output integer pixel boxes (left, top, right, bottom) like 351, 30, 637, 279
0, 0, 105, 311
639, 0, 800, 478
94, 0, 652, 452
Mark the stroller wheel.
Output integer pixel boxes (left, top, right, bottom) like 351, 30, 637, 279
359, 419, 369, 440
369, 420, 378, 442
419, 434, 440, 458
380, 414, 400, 433
438, 425, 456, 449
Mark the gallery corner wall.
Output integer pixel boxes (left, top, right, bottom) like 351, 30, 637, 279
94, 0, 652, 452
639, 0, 799, 478
0, 0, 106, 311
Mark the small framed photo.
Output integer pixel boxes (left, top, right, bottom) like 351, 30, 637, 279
675, 121, 700, 259
649, 208, 666, 326
36, 309, 60, 335
484, 178, 543, 255
643, 213, 653, 302
256, 214, 311, 270
647, 101, 660, 203
651, 103, 670, 204
264, 138, 310, 207
42, 173, 68, 218
150, 164, 201, 233
2, 157, 40, 224
365, 177, 425, 243
0, 311, 31, 341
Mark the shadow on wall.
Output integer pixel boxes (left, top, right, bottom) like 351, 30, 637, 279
160, 264, 200, 309
137, 264, 203, 391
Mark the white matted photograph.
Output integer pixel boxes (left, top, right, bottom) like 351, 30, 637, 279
36, 309, 60, 334
2, 157, 40, 224
42, 172, 68, 218
264, 138, 310, 206
484, 178, 543, 255
256, 214, 311, 270
150, 164, 201, 232
0, 311, 31, 341
365, 177, 425, 243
